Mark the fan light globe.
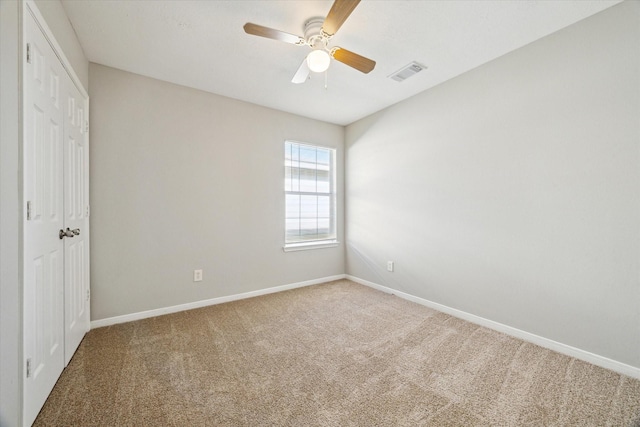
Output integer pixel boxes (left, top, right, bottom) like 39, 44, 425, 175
307, 50, 331, 73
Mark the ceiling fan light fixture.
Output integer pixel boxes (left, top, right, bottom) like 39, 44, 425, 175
307, 49, 331, 73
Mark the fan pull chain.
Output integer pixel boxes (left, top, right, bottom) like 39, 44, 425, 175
324, 69, 328, 90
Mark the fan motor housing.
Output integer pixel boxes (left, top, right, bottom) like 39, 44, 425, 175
304, 17, 324, 41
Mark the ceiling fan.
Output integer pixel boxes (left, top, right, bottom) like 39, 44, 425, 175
243, 0, 376, 84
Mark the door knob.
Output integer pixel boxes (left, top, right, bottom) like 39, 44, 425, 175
59, 228, 75, 239
71, 228, 80, 236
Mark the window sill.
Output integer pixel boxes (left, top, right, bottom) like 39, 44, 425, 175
283, 241, 340, 252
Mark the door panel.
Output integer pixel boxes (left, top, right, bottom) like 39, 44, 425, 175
23, 8, 65, 426
64, 80, 90, 365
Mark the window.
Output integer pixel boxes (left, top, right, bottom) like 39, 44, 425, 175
284, 141, 337, 250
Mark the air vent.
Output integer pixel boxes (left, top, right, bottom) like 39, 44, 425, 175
388, 62, 426, 82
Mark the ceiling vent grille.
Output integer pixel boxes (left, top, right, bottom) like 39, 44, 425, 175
388, 62, 426, 82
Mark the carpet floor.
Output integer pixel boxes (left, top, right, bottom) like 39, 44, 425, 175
34, 279, 640, 426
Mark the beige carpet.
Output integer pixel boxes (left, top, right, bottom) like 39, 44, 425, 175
35, 279, 640, 426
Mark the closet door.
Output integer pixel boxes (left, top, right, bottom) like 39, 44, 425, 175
63, 79, 90, 365
23, 7, 65, 427
23, 3, 90, 424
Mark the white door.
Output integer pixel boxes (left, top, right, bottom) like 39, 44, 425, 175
23, 5, 91, 425
63, 80, 90, 365
23, 8, 65, 427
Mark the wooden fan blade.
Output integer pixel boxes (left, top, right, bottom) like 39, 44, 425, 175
322, 0, 361, 37
292, 59, 310, 84
243, 23, 304, 45
332, 47, 376, 73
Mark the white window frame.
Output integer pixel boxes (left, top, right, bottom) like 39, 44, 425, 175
284, 140, 338, 252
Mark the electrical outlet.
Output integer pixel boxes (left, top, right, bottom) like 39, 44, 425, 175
387, 261, 394, 272
193, 269, 203, 282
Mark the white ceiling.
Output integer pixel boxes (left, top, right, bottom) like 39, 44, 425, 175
61, 0, 621, 126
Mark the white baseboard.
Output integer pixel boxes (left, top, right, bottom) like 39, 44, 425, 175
346, 275, 640, 380
90, 274, 347, 329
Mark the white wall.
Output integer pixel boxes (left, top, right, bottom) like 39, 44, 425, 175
89, 64, 345, 321
346, 1, 640, 369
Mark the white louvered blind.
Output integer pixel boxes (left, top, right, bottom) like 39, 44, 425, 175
284, 141, 336, 248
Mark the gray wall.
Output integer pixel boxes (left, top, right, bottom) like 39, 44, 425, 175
345, 1, 640, 368
89, 64, 345, 321
1, 2, 22, 425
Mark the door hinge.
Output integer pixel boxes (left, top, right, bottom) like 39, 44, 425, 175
26, 201, 32, 220
26, 43, 31, 64
86, 205, 90, 217
84, 121, 89, 133
26, 358, 32, 378
86, 289, 90, 301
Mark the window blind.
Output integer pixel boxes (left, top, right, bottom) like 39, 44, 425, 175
284, 141, 336, 246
